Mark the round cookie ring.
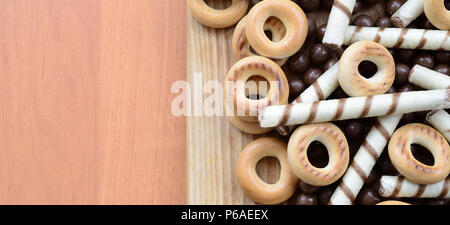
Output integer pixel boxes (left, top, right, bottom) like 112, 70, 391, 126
388, 123, 450, 184
232, 16, 288, 66
245, 0, 308, 59
424, 0, 450, 30
187, 0, 249, 28
338, 41, 395, 97
225, 56, 289, 123
237, 137, 298, 204
377, 200, 411, 205
287, 123, 350, 186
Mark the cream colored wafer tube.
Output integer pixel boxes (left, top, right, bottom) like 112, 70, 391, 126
391, 0, 424, 28
258, 89, 450, 128
329, 114, 403, 205
427, 110, 450, 142
379, 176, 450, 198
343, 26, 450, 50
409, 65, 450, 90
322, 0, 356, 49
275, 63, 340, 135
408, 65, 450, 142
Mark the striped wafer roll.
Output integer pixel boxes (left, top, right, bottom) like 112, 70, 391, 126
409, 65, 450, 90
379, 176, 450, 198
275, 63, 340, 135
408, 65, 450, 142
427, 110, 450, 142
391, 0, 424, 28
329, 114, 403, 205
343, 26, 450, 50
322, 0, 356, 49
258, 89, 450, 128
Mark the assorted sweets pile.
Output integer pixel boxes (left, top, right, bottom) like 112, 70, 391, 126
188, 0, 450, 205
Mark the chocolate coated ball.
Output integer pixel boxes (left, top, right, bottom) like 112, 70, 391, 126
386, 0, 406, 16
398, 83, 415, 92
435, 64, 450, 76
394, 63, 410, 86
323, 58, 338, 71
316, 24, 327, 42
296, 0, 321, 12
375, 17, 393, 27
434, 51, 450, 64
289, 79, 306, 99
345, 120, 364, 140
310, 44, 331, 65
395, 49, 414, 63
352, 14, 374, 27
289, 53, 310, 73
307, 16, 316, 38
303, 68, 323, 86
318, 186, 334, 205
353, 0, 363, 14
295, 193, 318, 205
413, 53, 435, 69
357, 188, 380, 205
299, 180, 320, 194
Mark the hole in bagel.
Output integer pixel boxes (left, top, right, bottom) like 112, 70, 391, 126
256, 156, 281, 184
307, 141, 329, 168
411, 144, 435, 166
445, 0, 450, 10
245, 75, 269, 100
264, 17, 286, 42
203, 0, 232, 9
358, 60, 378, 79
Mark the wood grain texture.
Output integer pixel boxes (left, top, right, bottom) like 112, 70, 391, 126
0, 0, 185, 204
186, 2, 385, 204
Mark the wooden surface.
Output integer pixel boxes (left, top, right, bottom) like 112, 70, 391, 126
0, 0, 186, 204
186, 2, 385, 204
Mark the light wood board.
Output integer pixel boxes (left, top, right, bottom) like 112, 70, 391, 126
186, 2, 384, 205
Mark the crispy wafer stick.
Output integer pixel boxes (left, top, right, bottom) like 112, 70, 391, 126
379, 176, 450, 198
391, 0, 424, 28
258, 89, 450, 128
409, 65, 450, 90
322, 0, 356, 49
427, 110, 450, 142
408, 65, 450, 142
275, 63, 340, 135
343, 26, 450, 50
329, 114, 403, 205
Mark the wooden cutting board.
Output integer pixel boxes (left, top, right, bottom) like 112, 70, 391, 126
186, 2, 384, 205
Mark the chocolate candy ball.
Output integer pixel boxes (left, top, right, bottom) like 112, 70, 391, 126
352, 14, 374, 27
435, 64, 450, 76
334, 47, 345, 59
357, 188, 380, 205
395, 49, 414, 63
310, 44, 331, 65
295, 193, 318, 205
323, 58, 338, 71
375, 17, 393, 27
318, 186, 334, 205
394, 63, 410, 86
299, 180, 320, 194
289, 78, 305, 99
303, 68, 323, 86
316, 24, 327, 42
345, 120, 364, 140
413, 53, 435, 69
295, 0, 321, 12
421, 18, 436, 29
307, 16, 317, 38
386, 0, 406, 16
289, 53, 310, 73
353, 0, 363, 14
398, 83, 415, 92
434, 51, 450, 64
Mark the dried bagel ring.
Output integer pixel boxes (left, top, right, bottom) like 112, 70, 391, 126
338, 41, 395, 97
424, 0, 450, 30
388, 123, 450, 184
225, 56, 289, 124
245, 0, 308, 59
287, 123, 350, 186
232, 16, 288, 66
376, 200, 411, 205
237, 137, 298, 204
187, 0, 249, 28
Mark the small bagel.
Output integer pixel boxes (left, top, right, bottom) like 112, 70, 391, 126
338, 41, 395, 97
237, 137, 298, 204
287, 123, 350, 186
388, 123, 450, 184
376, 200, 411, 205
245, 0, 308, 59
424, 0, 450, 30
232, 16, 288, 66
225, 56, 289, 123
187, 0, 249, 28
